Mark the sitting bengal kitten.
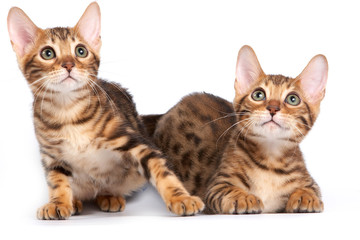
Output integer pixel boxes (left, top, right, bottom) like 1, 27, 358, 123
7, 2, 204, 220
144, 45, 327, 214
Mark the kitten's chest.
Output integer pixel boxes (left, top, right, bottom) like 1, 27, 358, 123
248, 169, 293, 213
58, 125, 132, 179
59, 125, 95, 150
51, 125, 146, 200
61, 140, 118, 174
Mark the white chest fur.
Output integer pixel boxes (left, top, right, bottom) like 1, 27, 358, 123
248, 168, 291, 213
61, 139, 120, 177
56, 125, 146, 200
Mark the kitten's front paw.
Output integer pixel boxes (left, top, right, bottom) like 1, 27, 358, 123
286, 189, 323, 213
96, 195, 126, 212
167, 195, 205, 216
220, 192, 264, 214
37, 202, 74, 220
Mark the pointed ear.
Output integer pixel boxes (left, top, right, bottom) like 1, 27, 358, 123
7, 7, 39, 58
234, 45, 265, 95
296, 54, 328, 104
75, 2, 101, 51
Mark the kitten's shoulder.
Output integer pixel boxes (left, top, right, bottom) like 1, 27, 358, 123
98, 78, 134, 102
98, 78, 139, 112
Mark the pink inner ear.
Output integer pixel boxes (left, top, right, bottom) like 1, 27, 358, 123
14, 29, 34, 55
298, 55, 328, 103
7, 7, 38, 57
235, 46, 264, 95
75, 2, 101, 50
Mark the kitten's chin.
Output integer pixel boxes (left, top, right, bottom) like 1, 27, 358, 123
251, 120, 291, 139
61, 76, 77, 83
47, 78, 84, 93
255, 114, 291, 134
261, 120, 282, 129
44, 69, 90, 93
59, 77, 78, 87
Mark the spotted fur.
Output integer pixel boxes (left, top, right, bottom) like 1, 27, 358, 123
145, 46, 327, 214
8, 2, 204, 220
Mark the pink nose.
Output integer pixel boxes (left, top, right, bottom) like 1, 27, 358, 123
266, 100, 280, 116
62, 62, 75, 72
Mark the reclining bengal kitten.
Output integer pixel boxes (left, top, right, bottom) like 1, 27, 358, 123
7, 2, 204, 220
143, 45, 327, 214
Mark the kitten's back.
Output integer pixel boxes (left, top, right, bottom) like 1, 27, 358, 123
153, 93, 236, 198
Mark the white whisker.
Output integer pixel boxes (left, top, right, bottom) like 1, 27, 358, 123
86, 77, 118, 116
292, 118, 312, 129
87, 72, 132, 102
216, 117, 251, 148
40, 80, 51, 116
239, 118, 256, 140
87, 80, 103, 113
235, 118, 254, 143
33, 78, 51, 114
203, 113, 237, 127
28, 75, 48, 87
290, 121, 305, 138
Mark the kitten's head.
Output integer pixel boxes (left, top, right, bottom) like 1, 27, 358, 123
7, 2, 101, 94
233, 45, 328, 144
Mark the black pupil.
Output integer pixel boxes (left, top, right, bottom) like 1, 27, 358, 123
290, 96, 296, 102
78, 48, 84, 55
256, 92, 263, 99
45, 50, 52, 57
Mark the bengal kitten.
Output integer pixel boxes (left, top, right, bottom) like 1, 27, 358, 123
145, 46, 327, 214
7, 2, 204, 220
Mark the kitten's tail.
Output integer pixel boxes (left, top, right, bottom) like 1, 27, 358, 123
141, 114, 163, 137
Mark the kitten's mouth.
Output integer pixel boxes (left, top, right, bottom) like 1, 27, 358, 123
60, 76, 78, 84
262, 120, 282, 128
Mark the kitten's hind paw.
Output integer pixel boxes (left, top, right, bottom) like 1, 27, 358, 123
167, 195, 205, 216
286, 189, 323, 213
96, 195, 126, 212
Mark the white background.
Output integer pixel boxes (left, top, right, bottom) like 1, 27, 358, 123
1, 0, 359, 239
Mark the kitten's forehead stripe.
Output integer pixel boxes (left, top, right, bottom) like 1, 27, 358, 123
264, 75, 292, 86
48, 27, 73, 41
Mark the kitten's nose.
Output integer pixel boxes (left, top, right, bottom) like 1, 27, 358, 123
62, 62, 75, 72
266, 100, 280, 117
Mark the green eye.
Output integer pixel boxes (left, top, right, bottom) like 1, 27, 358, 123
251, 89, 266, 101
286, 93, 301, 106
75, 45, 88, 58
40, 47, 56, 60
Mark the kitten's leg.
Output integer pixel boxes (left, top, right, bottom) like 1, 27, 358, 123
110, 136, 204, 215
135, 147, 204, 215
37, 170, 78, 220
73, 198, 83, 215
96, 195, 126, 212
286, 187, 324, 213
206, 178, 263, 214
